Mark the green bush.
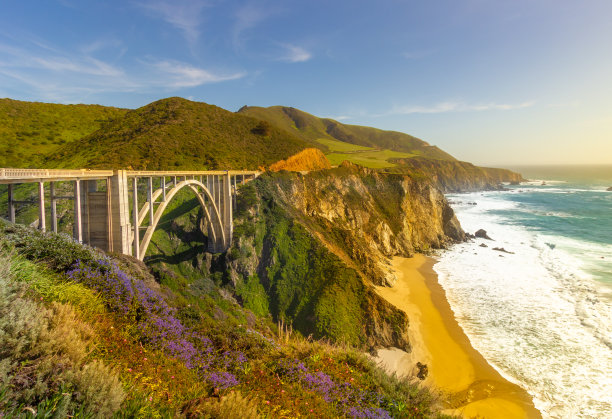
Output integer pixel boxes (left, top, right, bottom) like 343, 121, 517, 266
0, 250, 125, 417
0, 220, 105, 272
236, 275, 269, 317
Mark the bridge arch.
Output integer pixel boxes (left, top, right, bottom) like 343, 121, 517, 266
138, 179, 226, 260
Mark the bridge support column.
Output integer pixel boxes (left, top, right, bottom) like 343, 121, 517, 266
7, 184, 15, 223
109, 171, 132, 255
50, 182, 57, 233
38, 182, 46, 231
222, 172, 232, 248
74, 180, 82, 242
132, 177, 140, 259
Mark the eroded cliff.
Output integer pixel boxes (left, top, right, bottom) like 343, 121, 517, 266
391, 157, 525, 192
222, 162, 464, 351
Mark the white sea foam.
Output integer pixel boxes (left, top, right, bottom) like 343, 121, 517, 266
435, 192, 612, 418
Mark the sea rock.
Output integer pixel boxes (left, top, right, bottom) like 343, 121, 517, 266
493, 247, 515, 254
475, 229, 492, 240
607, 186, 612, 191
479, 243, 488, 248
416, 362, 429, 380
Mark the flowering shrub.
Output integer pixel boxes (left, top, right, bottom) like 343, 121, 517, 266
276, 359, 393, 418
66, 258, 244, 389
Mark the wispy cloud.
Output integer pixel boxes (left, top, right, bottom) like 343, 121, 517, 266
0, 35, 245, 103
390, 101, 535, 115
152, 60, 246, 87
232, 2, 270, 49
325, 115, 351, 121
136, 0, 208, 43
0, 41, 124, 77
278, 44, 312, 63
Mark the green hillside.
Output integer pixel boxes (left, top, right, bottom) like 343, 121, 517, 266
238, 105, 456, 167
45, 97, 319, 170
0, 98, 127, 167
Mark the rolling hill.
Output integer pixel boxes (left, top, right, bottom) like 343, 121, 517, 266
238, 105, 457, 167
0, 98, 127, 167
45, 97, 319, 170
1, 97, 522, 187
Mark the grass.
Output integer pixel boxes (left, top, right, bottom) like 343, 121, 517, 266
239, 105, 457, 161
327, 149, 417, 168
45, 97, 316, 170
0, 98, 126, 168
0, 219, 453, 418
315, 137, 374, 153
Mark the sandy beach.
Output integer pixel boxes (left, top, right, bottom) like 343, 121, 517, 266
375, 255, 541, 419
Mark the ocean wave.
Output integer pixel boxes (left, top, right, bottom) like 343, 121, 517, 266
435, 196, 612, 418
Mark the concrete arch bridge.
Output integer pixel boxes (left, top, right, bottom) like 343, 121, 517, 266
0, 168, 260, 260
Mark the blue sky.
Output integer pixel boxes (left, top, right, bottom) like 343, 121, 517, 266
1, 0, 611, 165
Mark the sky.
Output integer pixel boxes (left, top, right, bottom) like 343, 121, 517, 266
1, 0, 611, 166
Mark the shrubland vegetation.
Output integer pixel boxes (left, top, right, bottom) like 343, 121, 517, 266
0, 220, 453, 418
0, 98, 126, 167
45, 98, 318, 170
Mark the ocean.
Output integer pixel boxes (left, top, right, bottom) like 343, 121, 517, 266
434, 165, 612, 418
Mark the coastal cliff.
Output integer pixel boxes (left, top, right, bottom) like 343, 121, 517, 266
221, 162, 464, 351
391, 157, 525, 192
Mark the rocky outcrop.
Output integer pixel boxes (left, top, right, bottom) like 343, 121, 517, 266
269, 148, 331, 172
391, 157, 525, 192
263, 162, 465, 286
607, 186, 612, 191
475, 229, 493, 240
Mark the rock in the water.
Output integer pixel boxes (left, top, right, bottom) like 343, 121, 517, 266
475, 229, 493, 240
607, 186, 612, 191
493, 247, 515, 254
479, 243, 488, 248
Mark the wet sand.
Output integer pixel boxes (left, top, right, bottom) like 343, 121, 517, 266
374, 255, 541, 419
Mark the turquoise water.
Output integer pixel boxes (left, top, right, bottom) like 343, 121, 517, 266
435, 165, 612, 418
501, 165, 612, 286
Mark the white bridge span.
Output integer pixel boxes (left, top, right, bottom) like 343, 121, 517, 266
0, 168, 260, 260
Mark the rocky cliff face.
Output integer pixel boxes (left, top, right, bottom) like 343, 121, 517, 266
263, 162, 464, 286
223, 163, 464, 351
392, 157, 525, 192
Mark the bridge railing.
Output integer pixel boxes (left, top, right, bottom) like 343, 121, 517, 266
0, 168, 114, 184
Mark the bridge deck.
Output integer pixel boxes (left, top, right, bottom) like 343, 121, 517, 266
0, 168, 260, 184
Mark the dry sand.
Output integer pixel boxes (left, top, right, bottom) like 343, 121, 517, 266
374, 255, 541, 419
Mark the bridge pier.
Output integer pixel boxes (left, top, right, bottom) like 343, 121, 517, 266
110, 170, 132, 255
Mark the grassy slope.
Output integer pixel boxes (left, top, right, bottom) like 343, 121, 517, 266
0, 98, 127, 167
45, 97, 318, 170
238, 106, 457, 167
0, 220, 450, 418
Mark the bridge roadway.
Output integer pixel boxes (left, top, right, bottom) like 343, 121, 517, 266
0, 168, 260, 260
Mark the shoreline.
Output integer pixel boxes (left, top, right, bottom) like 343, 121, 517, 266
374, 255, 541, 418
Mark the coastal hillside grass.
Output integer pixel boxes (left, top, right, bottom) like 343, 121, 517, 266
315, 137, 374, 152
0, 98, 126, 168
238, 105, 457, 161
45, 97, 319, 170
326, 149, 417, 168
0, 220, 453, 418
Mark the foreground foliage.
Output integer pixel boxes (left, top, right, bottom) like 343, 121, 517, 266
0, 221, 451, 418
